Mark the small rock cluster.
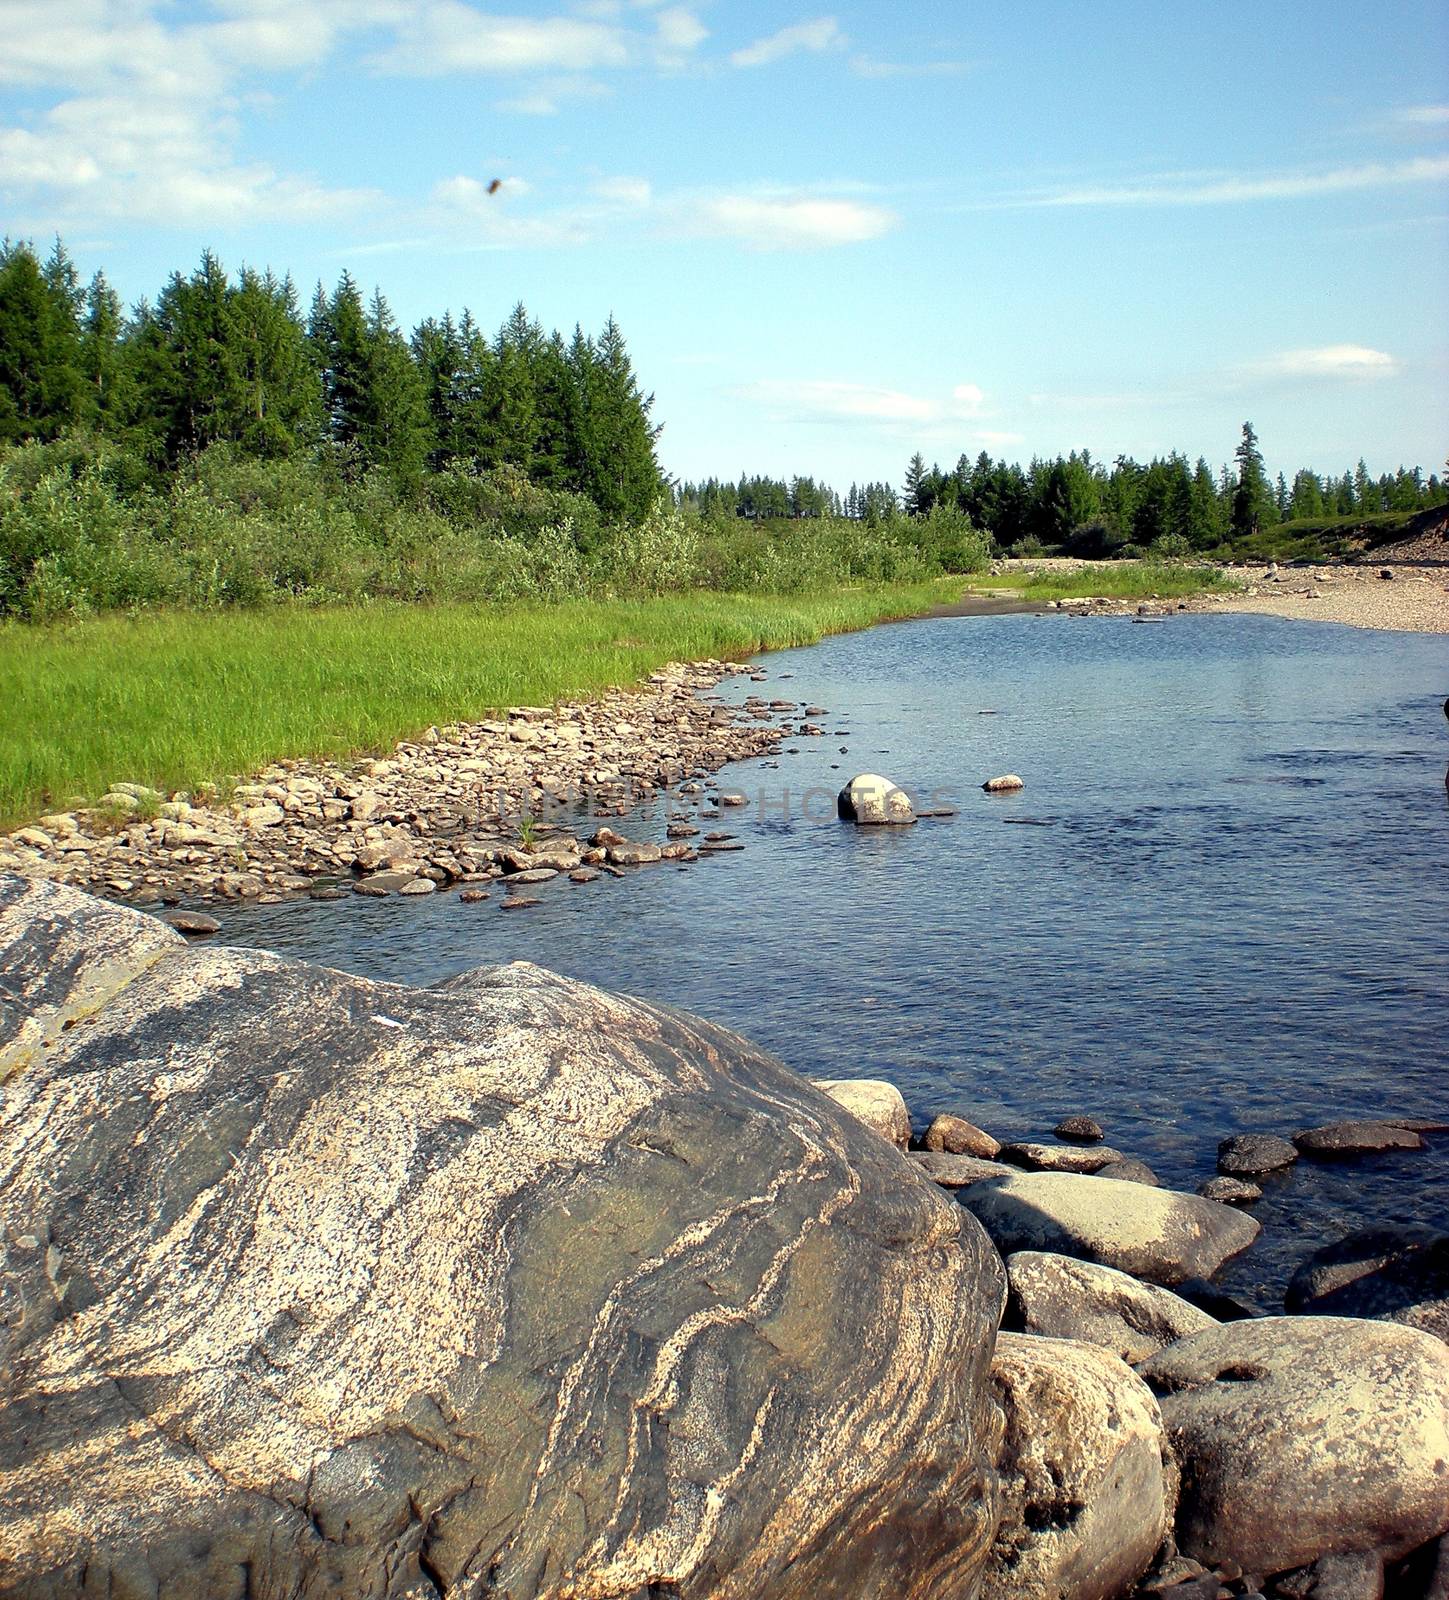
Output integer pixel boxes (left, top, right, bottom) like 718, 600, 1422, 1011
0, 662, 827, 910
813, 1080, 1449, 1600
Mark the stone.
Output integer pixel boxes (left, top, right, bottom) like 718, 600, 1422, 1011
0, 873, 1007, 1600
1217, 1134, 1298, 1176
398, 878, 436, 896
1290, 1232, 1449, 1343
1292, 1121, 1426, 1157
356, 870, 420, 894
505, 867, 558, 884
811, 1078, 912, 1149
568, 868, 601, 883
908, 1151, 1014, 1189
238, 803, 285, 829
607, 842, 663, 866
1097, 1158, 1161, 1186
500, 895, 542, 909
666, 823, 700, 839
1056, 1115, 1104, 1143
837, 773, 916, 826
1197, 1176, 1262, 1206
1006, 1251, 1218, 1363
982, 774, 1025, 792
924, 1113, 1001, 1159
999, 1141, 1126, 1174
698, 840, 745, 853
309, 887, 348, 902
959, 1171, 1260, 1287
161, 910, 221, 936
1136, 1316, 1449, 1571
718, 792, 749, 807
457, 888, 491, 904
984, 1333, 1176, 1600
1304, 1550, 1385, 1600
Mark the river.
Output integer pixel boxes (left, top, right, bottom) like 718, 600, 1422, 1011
221, 610, 1449, 1306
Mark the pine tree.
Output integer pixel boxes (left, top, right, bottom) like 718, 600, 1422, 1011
229, 268, 319, 457
1231, 422, 1273, 538
0, 239, 85, 442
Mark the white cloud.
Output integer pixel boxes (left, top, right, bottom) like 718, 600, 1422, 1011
1254, 345, 1401, 380
374, 3, 629, 73
654, 6, 708, 54
1393, 104, 1449, 127
850, 56, 970, 79
592, 175, 653, 207
735, 379, 991, 427
1016, 155, 1449, 208
730, 17, 845, 68
685, 193, 896, 249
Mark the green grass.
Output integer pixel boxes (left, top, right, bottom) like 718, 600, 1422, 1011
967, 560, 1240, 603
0, 581, 959, 827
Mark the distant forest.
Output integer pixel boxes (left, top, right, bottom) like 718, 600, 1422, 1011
678, 429, 1448, 557
2, 236, 1444, 568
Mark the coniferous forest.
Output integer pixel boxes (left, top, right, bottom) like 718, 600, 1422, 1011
1, 236, 1444, 621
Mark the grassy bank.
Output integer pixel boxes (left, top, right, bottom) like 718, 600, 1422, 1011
967, 560, 1240, 603
0, 581, 959, 827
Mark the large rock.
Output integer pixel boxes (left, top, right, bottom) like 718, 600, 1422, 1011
1006, 1252, 1218, 1363
959, 1171, 1260, 1287
909, 1151, 1015, 1189
1292, 1121, 1426, 1157
998, 1141, 1125, 1174
0, 875, 1007, 1600
1136, 1316, 1449, 1572
924, 1113, 1001, 1159
836, 773, 915, 826
811, 1077, 912, 1149
1216, 1133, 1298, 1176
985, 1333, 1176, 1600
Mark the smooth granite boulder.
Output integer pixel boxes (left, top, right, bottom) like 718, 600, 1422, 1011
836, 773, 915, 826
984, 1334, 1176, 1600
0, 875, 1007, 1600
959, 1171, 1260, 1287
923, 1113, 1001, 1160
1005, 1252, 1218, 1364
1136, 1316, 1449, 1572
811, 1077, 912, 1149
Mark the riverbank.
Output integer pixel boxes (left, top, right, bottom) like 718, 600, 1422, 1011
0, 581, 958, 831
981, 555, 1449, 633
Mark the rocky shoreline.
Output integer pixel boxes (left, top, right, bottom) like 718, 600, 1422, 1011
0, 875, 1444, 1600
0, 658, 839, 912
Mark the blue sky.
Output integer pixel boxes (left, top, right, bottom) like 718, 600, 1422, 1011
3, 0, 1447, 490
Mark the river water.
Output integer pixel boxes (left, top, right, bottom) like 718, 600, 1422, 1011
222, 611, 1449, 1306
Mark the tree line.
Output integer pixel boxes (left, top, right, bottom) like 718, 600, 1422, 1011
0, 237, 665, 522
679, 427, 1446, 555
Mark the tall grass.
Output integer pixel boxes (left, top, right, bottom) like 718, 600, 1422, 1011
0, 583, 959, 825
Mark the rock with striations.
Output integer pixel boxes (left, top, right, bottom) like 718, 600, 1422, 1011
836, 773, 916, 826
1216, 1133, 1298, 1176
959, 1170, 1260, 1287
0, 874, 1007, 1600
1292, 1120, 1427, 1157
924, 1112, 1001, 1159
1136, 1316, 1449, 1573
984, 1333, 1177, 1600
811, 1077, 912, 1149
1005, 1251, 1218, 1364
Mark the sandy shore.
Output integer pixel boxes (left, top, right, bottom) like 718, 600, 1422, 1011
1198, 562, 1449, 635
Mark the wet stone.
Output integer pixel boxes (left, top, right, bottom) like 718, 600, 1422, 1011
1056, 1115, 1105, 1143
1217, 1134, 1298, 1176
163, 911, 220, 936
458, 889, 491, 904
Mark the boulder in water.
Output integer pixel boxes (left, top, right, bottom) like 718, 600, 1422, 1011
836, 773, 916, 825
0, 874, 1007, 1600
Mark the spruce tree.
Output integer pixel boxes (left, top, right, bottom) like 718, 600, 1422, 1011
0, 239, 85, 442
1231, 421, 1273, 538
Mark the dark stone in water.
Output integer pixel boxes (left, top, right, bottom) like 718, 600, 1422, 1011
1055, 1115, 1104, 1143
1217, 1133, 1298, 1176
1293, 1121, 1426, 1157
162, 910, 220, 935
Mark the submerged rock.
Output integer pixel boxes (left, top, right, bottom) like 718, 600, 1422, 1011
1292, 1120, 1427, 1157
1006, 1251, 1218, 1364
999, 1141, 1125, 1174
1288, 1229, 1449, 1343
837, 773, 916, 826
1136, 1316, 1449, 1572
985, 1333, 1176, 1600
0, 874, 1007, 1600
959, 1170, 1260, 1286
1216, 1133, 1298, 1176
